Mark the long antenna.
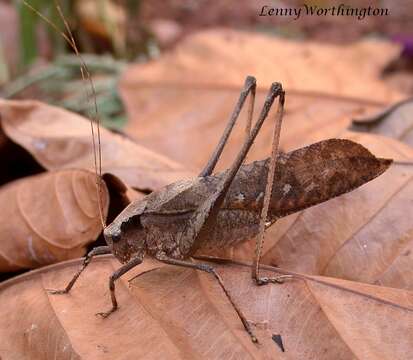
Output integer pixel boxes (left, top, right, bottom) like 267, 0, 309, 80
22, 0, 106, 229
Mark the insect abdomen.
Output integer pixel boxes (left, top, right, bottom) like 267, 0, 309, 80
194, 209, 260, 253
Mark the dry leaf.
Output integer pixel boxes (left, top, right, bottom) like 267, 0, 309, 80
207, 132, 413, 290
121, 84, 388, 172
0, 120, 44, 187
0, 30, 409, 358
0, 256, 412, 359
0, 99, 193, 190
102, 172, 145, 225
0, 169, 109, 272
119, 30, 402, 171
121, 29, 402, 100
351, 96, 413, 146
74, 0, 126, 40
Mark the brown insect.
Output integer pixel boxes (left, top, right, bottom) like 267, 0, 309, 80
25, 0, 391, 344
47, 76, 390, 343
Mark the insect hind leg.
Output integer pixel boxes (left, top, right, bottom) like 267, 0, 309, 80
179, 82, 285, 257
251, 82, 291, 285
199, 76, 256, 177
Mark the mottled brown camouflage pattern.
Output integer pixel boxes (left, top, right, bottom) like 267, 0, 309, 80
104, 138, 391, 263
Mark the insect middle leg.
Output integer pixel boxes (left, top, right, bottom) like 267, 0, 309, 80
48, 246, 110, 294
156, 255, 258, 343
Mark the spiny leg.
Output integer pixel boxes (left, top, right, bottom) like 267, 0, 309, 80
174, 82, 286, 340
157, 255, 258, 343
194, 255, 292, 285
245, 79, 255, 139
179, 82, 285, 257
199, 76, 256, 177
250, 86, 291, 285
96, 256, 142, 318
48, 246, 110, 294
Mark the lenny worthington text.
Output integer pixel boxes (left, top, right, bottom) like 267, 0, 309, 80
259, 4, 389, 21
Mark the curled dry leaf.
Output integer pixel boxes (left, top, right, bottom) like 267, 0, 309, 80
0, 99, 193, 190
0, 119, 44, 187
119, 29, 402, 171
0, 169, 109, 272
351, 96, 413, 146
0, 256, 412, 359
206, 132, 413, 290
102, 172, 145, 225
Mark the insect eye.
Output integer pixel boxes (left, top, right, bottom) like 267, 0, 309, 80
112, 233, 121, 243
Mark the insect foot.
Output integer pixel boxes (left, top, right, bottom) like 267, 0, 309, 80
197, 263, 215, 273
95, 309, 116, 319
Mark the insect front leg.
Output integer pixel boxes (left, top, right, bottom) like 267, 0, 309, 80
156, 254, 258, 343
96, 256, 143, 318
48, 246, 110, 294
